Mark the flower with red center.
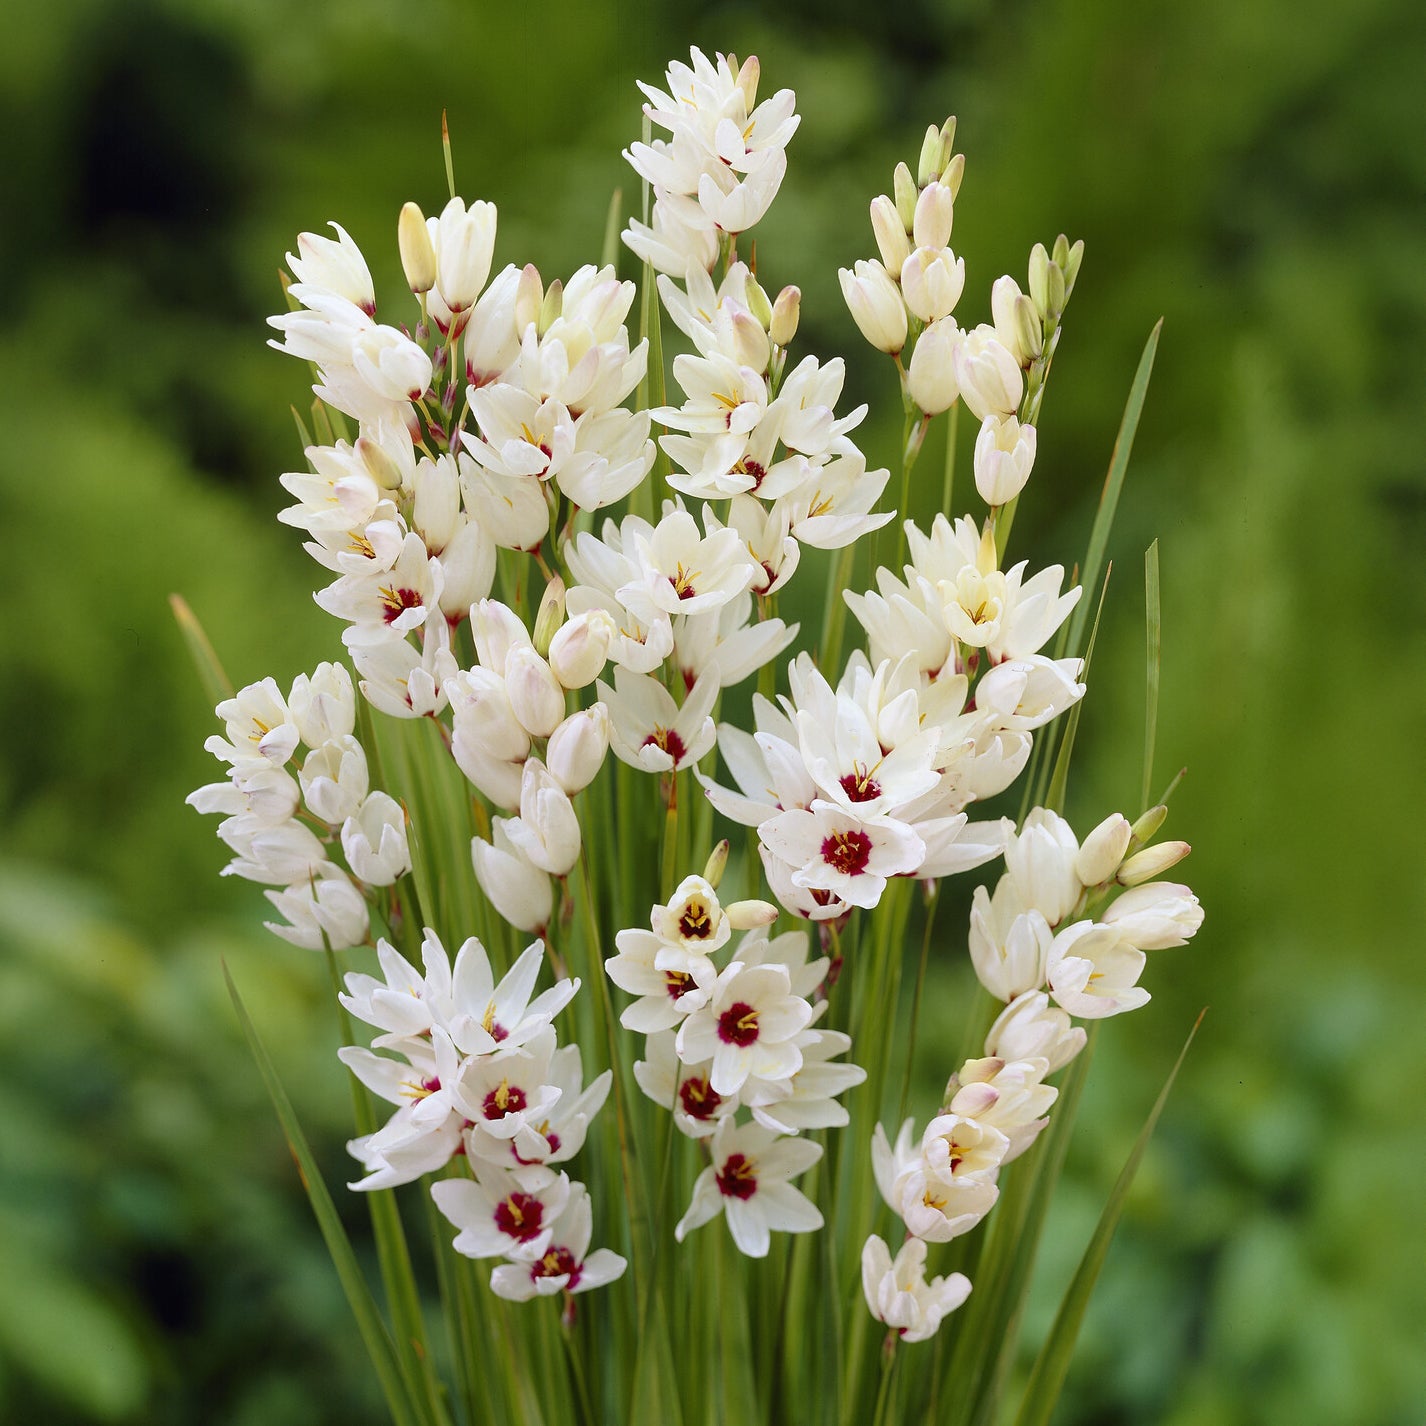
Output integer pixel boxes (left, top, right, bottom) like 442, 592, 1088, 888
453, 1026, 562, 1164
431, 1167, 572, 1262
481, 1078, 529, 1120
678, 1073, 724, 1123
494, 1191, 546, 1243
759, 801, 925, 912
607, 927, 716, 1033
488, 1185, 627, 1302
837, 763, 883, 803
676, 1119, 824, 1258
599, 665, 718, 774
677, 961, 812, 1096
820, 827, 872, 877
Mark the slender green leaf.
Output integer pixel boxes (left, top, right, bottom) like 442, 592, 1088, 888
601, 187, 624, 272
168, 594, 233, 707
1066, 320, 1162, 655
1014, 1011, 1206, 1426
1153, 765, 1188, 811
290, 403, 314, 453
1142, 539, 1161, 813
1044, 565, 1112, 814
222, 962, 425, 1426
441, 109, 456, 200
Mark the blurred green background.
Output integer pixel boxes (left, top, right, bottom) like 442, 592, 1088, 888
2, 0, 1423, 1421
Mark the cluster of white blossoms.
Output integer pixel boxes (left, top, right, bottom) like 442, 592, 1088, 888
189, 661, 408, 950
341, 930, 625, 1303
605, 848, 865, 1256
863, 806, 1203, 1341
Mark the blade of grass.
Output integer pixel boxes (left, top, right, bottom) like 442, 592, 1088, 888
1142, 540, 1161, 814
1013, 1011, 1206, 1426
223, 962, 425, 1426
1065, 320, 1162, 656
1042, 564, 1111, 816
168, 595, 233, 707
601, 187, 624, 272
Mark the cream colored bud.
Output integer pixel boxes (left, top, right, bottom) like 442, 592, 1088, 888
770, 286, 801, 347
1052, 233, 1071, 269
1028, 244, 1052, 319
1117, 841, 1191, 887
548, 609, 615, 690
972, 414, 1036, 507
991, 276, 1035, 365
913, 182, 954, 251
703, 839, 730, 889
505, 645, 565, 739
736, 55, 760, 110
432, 196, 497, 313
916, 123, 944, 186
901, 247, 965, 323
538, 279, 563, 336
731, 309, 771, 372
1130, 804, 1168, 843
839, 259, 907, 354
532, 577, 566, 656
907, 317, 960, 416
725, 899, 779, 930
953, 325, 1023, 422
357, 435, 404, 490
893, 162, 919, 230
515, 263, 543, 335
398, 202, 436, 294
546, 705, 609, 795
941, 152, 966, 200
1013, 295, 1042, 362
1075, 813, 1133, 886
870, 195, 912, 279
745, 276, 774, 330
1064, 238, 1085, 290
472, 823, 552, 934
939, 116, 957, 159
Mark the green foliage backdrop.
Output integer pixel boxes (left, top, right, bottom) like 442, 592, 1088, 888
2, 0, 1422, 1421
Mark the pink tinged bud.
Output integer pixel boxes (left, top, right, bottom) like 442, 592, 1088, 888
900, 247, 966, 323
907, 317, 961, 416
838, 260, 907, 354
433, 196, 497, 313
724, 899, 779, 930
870, 195, 912, 279
353, 325, 432, 402
913, 182, 955, 251
1074, 813, 1134, 886
1101, 881, 1203, 949
548, 610, 615, 690
736, 54, 760, 109
730, 309, 771, 373
546, 706, 609, 795
952, 326, 1023, 423
1117, 842, 1191, 887
505, 645, 566, 739
398, 201, 437, 294
472, 824, 553, 934
290, 223, 374, 313
515, 264, 544, 335
972, 414, 1036, 508
770, 286, 800, 347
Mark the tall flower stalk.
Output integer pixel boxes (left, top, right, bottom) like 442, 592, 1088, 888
186, 46, 1204, 1426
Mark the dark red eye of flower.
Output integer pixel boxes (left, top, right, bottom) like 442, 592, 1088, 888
678, 1074, 724, 1121
716, 1152, 758, 1200
838, 763, 882, 803
665, 970, 695, 1000
494, 1192, 545, 1242
533, 1246, 579, 1280
642, 726, 689, 763
378, 585, 423, 624
821, 829, 872, 876
717, 1001, 760, 1047
482, 1079, 528, 1120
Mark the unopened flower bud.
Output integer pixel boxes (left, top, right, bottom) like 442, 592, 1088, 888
505, 644, 566, 739
398, 201, 437, 294
533, 577, 567, 657
731, 308, 771, 372
472, 823, 552, 934
735, 54, 760, 110
1028, 243, 1052, 319
916, 123, 944, 186
893, 162, 919, 230
1052, 233, 1071, 269
537, 278, 563, 336
546, 705, 609, 795
839, 259, 907, 354
504, 758, 582, 876
745, 276, 774, 331
357, 435, 405, 491
437, 521, 497, 616
770, 286, 801, 347
725, 899, 779, 929
1130, 804, 1168, 844
413, 455, 461, 552
432, 196, 497, 314
1117, 841, 1191, 886
907, 317, 960, 416
972, 414, 1036, 507
870, 196, 912, 279
1074, 813, 1133, 886
1063, 238, 1085, 290
1102, 881, 1203, 949
900, 247, 966, 323
341, 791, 412, 886
941, 152, 965, 200
939, 116, 957, 159
992, 276, 1042, 365
548, 609, 615, 690
703, 839, 730, 888
515, 264, 543, 335
913, 182, 954, 251
952, 325, 1023, 422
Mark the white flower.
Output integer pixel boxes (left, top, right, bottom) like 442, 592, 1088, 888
442, 936, 578, 1057
605, 928, 716, 1034
263, 866, 368, 951
862, 1235, 971, 1343
1046, 921, 1150, 1018
299, 735, 369, 825
871, 1119, 1000, 1242
953, 325, 1023, 423
900, 246, 965, 323
344, 614, 458, 720
633, 1031, 738, 1138
622, 507, 757, 620
1074, 814, 1133, 887
472, 823, 553, 935
286, 222, 374, 314
288, 662, 357, 747
219, 816, 329, 885
341, 791, 411, 886
1004, 809, 1082, 926
545, 706, 610, 795
502, 759, 582, 877
839, 259, 907, 354
210, 677, 300, 767
676, 961, 814, 1097
945, 1057, 1057, 1163
983, 990, 1086, 1073
453, 1027, 565, 1163
968, 880, 1053, 1001
428, 196, 497, 315
432, 1167, 573, 1262
675, 1118, 823, 1258
488, 1185, 626, 1301
599, 666, 718, 773
652, 875, 734, 957
1101, 881, 1204, 949
973, 414, 1036, 507
745, 1020, 866, 1134
907, 317, 961, 416
188, 761, 301, 827
759, 803, 924, 911
316, 531, 445, 635
869, 195, 911, 278
548, 610, 616, 690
